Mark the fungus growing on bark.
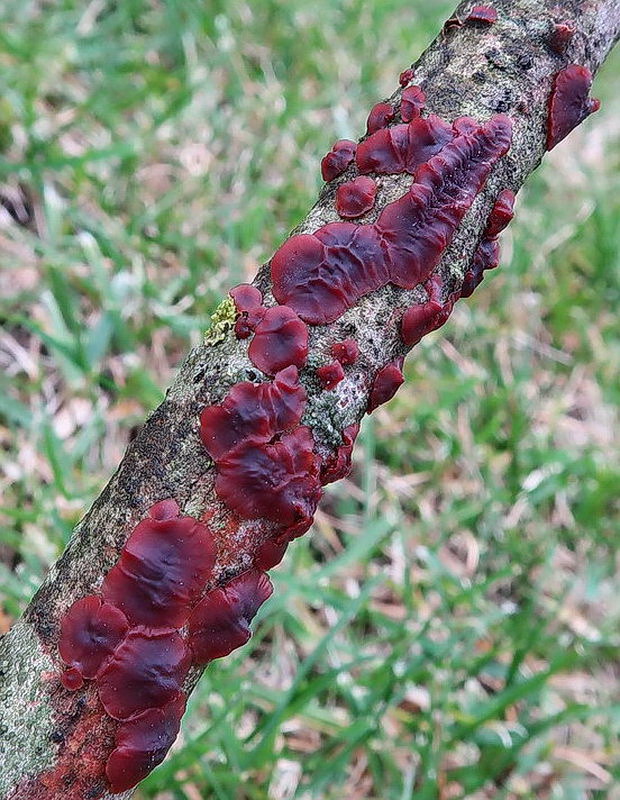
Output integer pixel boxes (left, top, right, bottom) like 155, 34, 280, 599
320, 139, 357, 182
60, 666, 84, 692
546, 65, 600, 150
102, 506, 216, 628
188, 570, 273, 663
230, 283, 265, 339
105, 695, 186, 793
367, 360, 405, 413
399, 67, 415, 87
335, 176, 377, 218
400, 85, 426, 122
320, 423, 360, 485
316, 361, 345, 390
273, 114, 513, 324
248, 305, 309, 374
548, 22, 575, 54
254, 537, 289, 570
97, 629, 190, 720
59, 596, 129, 680
465, 5, 498, 24
485, 188, 515, 237
366, 102, 395, 135
331, 338, 359, 366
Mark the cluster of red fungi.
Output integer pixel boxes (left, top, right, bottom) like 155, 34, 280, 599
52, 12, 600, 792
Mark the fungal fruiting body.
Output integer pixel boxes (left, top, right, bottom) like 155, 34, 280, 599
548, 22, 574, 54
321, 139, 357, 181
336, 176, 377, 219
465, 5, 498, 24
546, 65, 600, 150
399, 67, 415, 87
366, 102, 395, 134
400, 85, 426, 122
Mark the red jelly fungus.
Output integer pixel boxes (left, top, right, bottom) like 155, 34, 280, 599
547, 65, 600, 150
321, 139, 357, 182
215, 426, 322, 526
105, 694, 186, 793
485, 188, 515, 237
399, 67, 415, 87
367, 360, 405, 413
230, 283, 262, 313
331, 338, 359, 366
549, 22, 574, 54
466, 5, 498, 24
98, 629, 190, 720
189, 570, 273, 663
400, 85, 426, 122
102, 511, 216, 628
400, 295, 444, 346
200, 366, 306, 460
248, 305, 309, 374
272, 115, 513, 324
366, 102, 395, 135
254, 537, 289, 570
59, 596, 129, 680
60, 666, 84, 692
320, 423, 359, 485
316, 361, 345, 390
335, 176, 377, 219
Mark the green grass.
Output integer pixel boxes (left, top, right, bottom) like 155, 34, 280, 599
1, 1, 619, 798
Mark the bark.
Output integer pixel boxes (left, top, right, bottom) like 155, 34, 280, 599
1, 1, 619, 798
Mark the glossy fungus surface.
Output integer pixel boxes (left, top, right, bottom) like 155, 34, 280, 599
320, 424, 360, 485
331, 339, 359, 366
485, 188, 515, 237
248, 305, 309, 374
399, 67, 415, 87
316, 361, 345, 390
366, 102, 395, 135
321, 139, 357, 182
335, 176, 377, 219
549, 22, 574, 54
189, 570, 273, 663
59, 597, 129, 680
547, 65, 600, 150
367, 360, 405, 413
400, 85, 426, 122
272, 114, 513, 324
230, 283, 265, 339
465, 5, 498, 24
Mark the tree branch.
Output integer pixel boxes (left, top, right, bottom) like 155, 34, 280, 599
1, 1, 618, 798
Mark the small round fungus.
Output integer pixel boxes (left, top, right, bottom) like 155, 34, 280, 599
60, 667, 84, 692
230, 283, 263, 313
400, 85, 426, 122
546, 64, 600, 150
320, 139, 357, 182
367, 360, 405, 413
465, 5, 498, 24
549, 22, 574, 54
98, 629, 190, 720
105, 694, 186, 793
400, 296, 444, 347
331, 339, 359, 366
366, 102, 395, 135
399, 67, 415, 87
316, 361, 345, 390
320, 423, 359, 485
335, 176, 377, 219
248, 305, 309, 374
188, 570, 273, 663
254, 537, 289, 570
59, 596, 129, 680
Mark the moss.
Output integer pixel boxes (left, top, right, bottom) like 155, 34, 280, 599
204, 295, 237, 346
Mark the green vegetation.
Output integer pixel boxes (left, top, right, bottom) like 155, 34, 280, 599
1, 1, 618, 797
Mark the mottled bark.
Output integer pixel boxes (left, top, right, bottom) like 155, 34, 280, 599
1, 1, 618, 798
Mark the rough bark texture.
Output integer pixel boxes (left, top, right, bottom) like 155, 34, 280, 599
1, 1, 619, 798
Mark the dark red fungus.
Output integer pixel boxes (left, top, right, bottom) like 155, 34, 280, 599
98, 629, 190, 720
400, 289, 444, 346
331, 338, 359, 366
399, 68, 415, 87
105, 694, 186, 793
215, 426, 321, 526
485, 188, 515, 237
255, 537, 289, 570
321, 139, 357, 182
60, 666, 84, 692
102, 508, 216, 628
316, 361, 345, 390
547, 64, 600, 150
367, 360, 405, 413
549, 22, 574, 54
400, 86, 426, 122
335, 176, 377, 219
465, 5, 498, 24
272, 114, 513, 324
189, 570, 273, 663
200, 366, 306, 460
356, 114, 453, 175
248, 305, 308, 374
320, 423, 359, 485
366, 102, 395, 135
230, 283, 262, 313
59, 596, 129, 680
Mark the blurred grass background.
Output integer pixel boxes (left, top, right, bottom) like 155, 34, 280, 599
1, 1, 619, 798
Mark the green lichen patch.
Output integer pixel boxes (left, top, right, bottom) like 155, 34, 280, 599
204, 295, 237, 346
